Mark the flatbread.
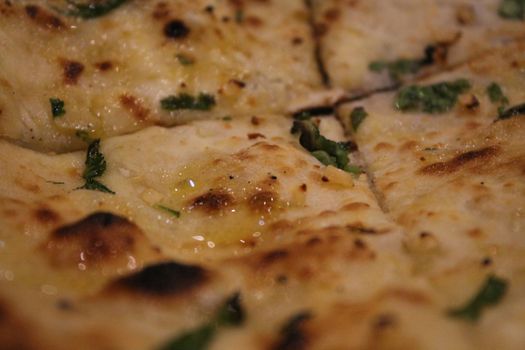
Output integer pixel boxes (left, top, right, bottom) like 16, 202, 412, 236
313, 0, 525, 93
0, 0, 322, 152
1, 116, 437, 349
338, 43, 525, 349
1, 1, 525, 349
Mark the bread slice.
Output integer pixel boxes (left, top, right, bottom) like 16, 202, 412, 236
314, 0, 525, 94
0, 0, 322, 152
1, 115, 452, 350
338, 44, 525, 349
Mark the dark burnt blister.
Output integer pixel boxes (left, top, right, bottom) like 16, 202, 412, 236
112, 261, 208, 296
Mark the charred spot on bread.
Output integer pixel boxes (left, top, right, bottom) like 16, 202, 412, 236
164, 19, 190, 39
108, 261, 208, 296
273, 312, 312, 350
44, 212, 145, 268
247, 132, 266, 140
25, 5, 64, 30
61, 60, 85, 85
119, 94, 150, 121
94, 61, 114, 71
190, 190, 233, 212
33, 207, 60, 225
419, 146, 500, 175
248, 191, 277, 213
260, 250, 289, 266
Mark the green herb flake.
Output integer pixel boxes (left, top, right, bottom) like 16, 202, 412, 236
158, 324, 214, 350
64, 0, 128, 19
176, 54, 195, 66
157, 292, 244, 350
369, 58, 422, 81
235, 9, 244, 23
80, 179, 115, 194
155, 204, 181, 218
215, 293, 245, 327
394, 78, 471, 114
78, 139, 115, 194
496, 102, 525, 120
487, 82, 509, 104
49, 98, 65, 118
368, 61, 386, 72
160, 93, 216, 111
75, 130, 92, 143
350, 106, 368, 131
487, 82, 510, 118
498, 0, 525, 20
448, 275, 508, 322
369, 45, 440, 81
498, 105, 507, 117
222, 116, 232, 121
291, 120, 361, 174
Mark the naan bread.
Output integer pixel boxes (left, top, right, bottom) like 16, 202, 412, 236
1, 116, 444, 350
0, 0, 322, 152
313, 0, 525, 93
339, 44, 525, 349
1, 1, 524, 349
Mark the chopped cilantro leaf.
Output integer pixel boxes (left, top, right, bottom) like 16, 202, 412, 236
350, 106, 368, 131
176, 54, 195, 66
64, 0, 128, 19
344, 164, 363, 174
80, 179, 115, 194
75, 130, 92, 143
158, 324, 214, 350
83, 139, 106, 179
496, 102, 525, 120
487, 82, 510, 117
50, 98, 65, 118
157, 292, 244, 350
394, 79, 471, 113
311, 150, 337, 167
161, 93, 216, 111
154, 204, 181, 218
369, 58, 422, 81
215, 293, 245, 327
498, 0, 525, 19
368, 61, 386, 72
369, 44, 442, 81
448, 275, 508, 322
487, 82, 509, 105
291, 120, 361, 174
77, 139, 115, 194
